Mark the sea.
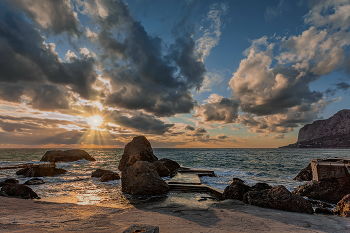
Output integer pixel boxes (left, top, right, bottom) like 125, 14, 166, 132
1, 148, 350, 207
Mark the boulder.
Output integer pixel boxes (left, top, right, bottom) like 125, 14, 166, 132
157, 158, 180, 173
243, 185, 313, 214
16, 166, 67, 177
121, 161, 169, 195
101, 172, 120, 182
118, 136, 158, 171
293, 177, 350, 204
336, 194, 350, 217
153, 161, 170, 177
223, 178, 251, 201
0, 184, 40, 199
0, 178, 19, 186
24, 178, 45, 185
91, 169, 113, 177
40, 149, 95, 162
293, 163, 312, 181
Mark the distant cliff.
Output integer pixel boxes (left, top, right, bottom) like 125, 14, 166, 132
281, 109, 350, 148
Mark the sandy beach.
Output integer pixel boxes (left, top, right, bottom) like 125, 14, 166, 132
1, 195, 349, 233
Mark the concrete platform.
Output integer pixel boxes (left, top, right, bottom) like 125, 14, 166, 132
166, 167, 223, 199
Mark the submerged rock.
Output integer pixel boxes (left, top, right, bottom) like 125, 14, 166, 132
101, 172, 120, 182
0, 178, 19, 186
336, 194, 350, 217
16, 166, 67, 177
24, 178, 45, 185
118, 136, 158, 171
293, 177, 350, 204
243, 185, 313, 214
121, 161, 169, 195
293, 163, 312, 181
0, 184, 40, 199
40, 149, 95, 162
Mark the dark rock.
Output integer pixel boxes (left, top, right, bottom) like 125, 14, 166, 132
40, 149, 95, 162
293, 177, 350, 204
122, 224, 159, 233
118, 136, 158, 171
0, 184, 40, 199
16, 166, 67, 177
294, 163, 312, 181
251, 182, 272, 191
24, 178, 45, 185
223, 178, 251, 201
153, 161, 170, 177
314, 207, 334, 215
337, 194, 350, 217
100, 172, 120, 182
0, 178, 19, 186
158, 158, 180, 173
243, 185, 313, 214
281, 109, 350, 148
91, 169, 113, 177
121, 161, 169, 195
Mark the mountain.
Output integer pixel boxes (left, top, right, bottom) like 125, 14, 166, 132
281, 109, 350, 148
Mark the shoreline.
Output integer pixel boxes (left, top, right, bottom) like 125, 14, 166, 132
1, 195, 349, 232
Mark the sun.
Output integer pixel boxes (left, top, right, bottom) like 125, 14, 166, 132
87, 115, 103, 128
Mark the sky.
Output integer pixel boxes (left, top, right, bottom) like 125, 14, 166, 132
0, 0, 350, 148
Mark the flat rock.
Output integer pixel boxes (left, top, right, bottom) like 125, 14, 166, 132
24, 178, 45, 185
40, 149, 95, 162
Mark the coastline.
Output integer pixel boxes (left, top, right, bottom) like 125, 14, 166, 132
1, 196, 349, 233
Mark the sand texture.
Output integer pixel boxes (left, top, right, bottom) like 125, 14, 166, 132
0, 196, 349, 232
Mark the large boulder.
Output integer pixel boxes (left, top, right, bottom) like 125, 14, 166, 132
243, 185, 313, 214
223, 178, 251, 201
293, 163, 312, 181
40, 149, 95, 162
121, 161, 169, 195
293, 177, 350, 204
0, 184, 40, 199
118, 136, 158, 171
16, 166, 67, 177
157, 158, 180, 173
336, 194, 350, 217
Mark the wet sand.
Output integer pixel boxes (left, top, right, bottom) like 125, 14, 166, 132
1, 195, 349, 233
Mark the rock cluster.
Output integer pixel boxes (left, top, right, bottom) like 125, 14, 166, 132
223, 178, 313, 214
40, 149, 96, 162
118, 136, 179, 195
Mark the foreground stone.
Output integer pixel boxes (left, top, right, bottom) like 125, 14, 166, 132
223, 178, 251, 201
293, 177, 350, 204
40, 149, 95, 162
118, 136, 158, 171
293, 163, 312, 181
122, 161, 169, 195
0, 184, 40, 199
16, 167, 67, 177
24, 178, 45, 185
243, 185, 313, 214
122, 224, 159, 233
336, 194, 350, 217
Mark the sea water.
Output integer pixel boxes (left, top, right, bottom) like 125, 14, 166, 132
1, 148, 350, 207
